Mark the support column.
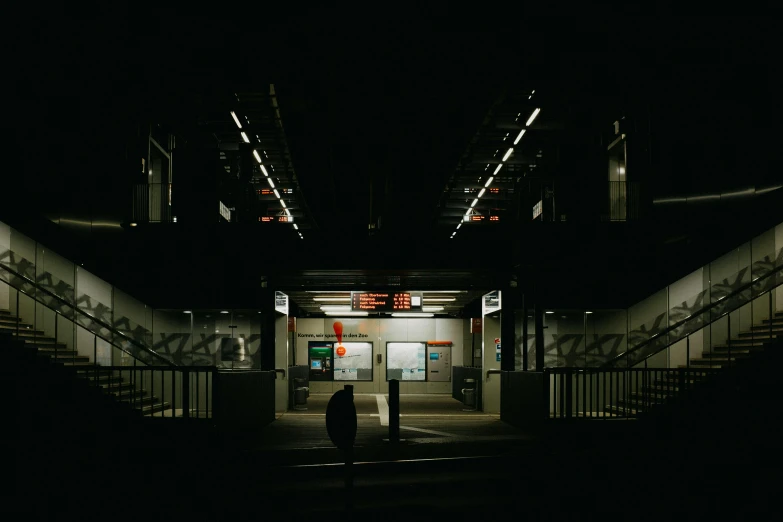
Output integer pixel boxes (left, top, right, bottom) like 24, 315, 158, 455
535, 305, 545, 371
500, 289, 516, 372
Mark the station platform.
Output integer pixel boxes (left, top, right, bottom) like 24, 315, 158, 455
234, 393, 538, 467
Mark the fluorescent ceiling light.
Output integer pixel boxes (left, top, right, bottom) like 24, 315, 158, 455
231, 111, 242, 129
422, 306, 444, 312
513, 128, 526, 145
253, 150, 262, 163
267, 177, 275, 188
314, 297, 352, 302
324, 311, 368, 317
585, 311, 593, 314
273, 189, 280, 198
320, 305, 351, 311
471, 199, 478, 208
502, 148, 513, 162
183, 311, 192, 314
423, 297, 456, 302
260, 165, 269, 176
392, 313, 434, 318
493, 164, 503, 174
526, 108, 541, 127
421, 290, 466, 294
306, 291, 351, 293
478, 188, 486, 198
240, 131, 250, 143
280, 200, 286, 208
293, 224, 299, 230
284, 208, 291, 216
545, 311, 554, 314
456, 223, 462, 229
484, 176, 494, 187
220, 311, 229, 314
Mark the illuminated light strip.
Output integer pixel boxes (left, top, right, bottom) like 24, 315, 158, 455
253, 150, 262, 163
240, 131, 250, 143
273, 189, 280, 198
280, 200, 286, 208
484, 176, 494, 187
478, 188, 486, 198
470, 199, 478, 208
260, 165, 269, 176
502, 148, 513, 162
231, 111, 242, 129
267, 178, 275, 189
456, 223, 461, 229
513, 128, 526, 145
293, 224, 299, 230
526, 108, 541, 127
493, 164, 503, 175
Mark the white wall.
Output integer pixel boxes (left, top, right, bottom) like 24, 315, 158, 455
482, 316, 501, 413
275, 314, 288, 412
777, 223, 783, 313
0, 221, 11, 310
294, 317, 465, 395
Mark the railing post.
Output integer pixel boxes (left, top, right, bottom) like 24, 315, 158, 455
15, 291, 19, 337
54, 312, 58, 361
94, 335, 98, 387
727, 316, 731, 368
182, 368, 190, 420
565, 370, 573, 419
770, 292, 774, 339
686, 336, 690, 369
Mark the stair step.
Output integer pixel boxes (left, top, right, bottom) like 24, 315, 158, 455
0, 309, 11, 315
112, 388, 147, 399
139, 402, 172, 415
604, 405, 644, 416
98, 381, 133, 390
34, 347, 75, 354
44, 353, 90, 362
628, 391, 670, 401
0, 326, 46, 336
0, 317, 23, 325
59, 361, 96, 366
119, 394, 157, 405
738, 330, 782, 338
701, 351, 752, 358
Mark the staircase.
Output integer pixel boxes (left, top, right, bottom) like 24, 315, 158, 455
606, 311, 783, 417
0, 308, 172, 416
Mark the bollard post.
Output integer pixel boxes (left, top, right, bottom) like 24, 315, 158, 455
389, 379, 400, 443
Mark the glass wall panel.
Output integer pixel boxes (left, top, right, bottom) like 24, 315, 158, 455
386, 342, 426, 381
153, 309, 193, 365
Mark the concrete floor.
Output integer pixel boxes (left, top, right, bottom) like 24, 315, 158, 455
237, 393, 535, 466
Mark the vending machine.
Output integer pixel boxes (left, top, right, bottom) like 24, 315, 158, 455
426, 342, 451, 382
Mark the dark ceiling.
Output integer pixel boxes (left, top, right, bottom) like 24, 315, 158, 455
8, 13, 779, 314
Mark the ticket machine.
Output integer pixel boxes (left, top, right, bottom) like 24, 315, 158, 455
426, 342, 451, 382
308, 342, 333, 381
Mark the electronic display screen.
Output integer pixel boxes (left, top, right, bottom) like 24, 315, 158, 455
429, 352, 439, 360
351, 292, 422, 312
311, 359, 322, 369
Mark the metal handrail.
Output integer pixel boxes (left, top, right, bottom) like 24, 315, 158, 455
600, 263, 783, 369
0, 260, 176, 367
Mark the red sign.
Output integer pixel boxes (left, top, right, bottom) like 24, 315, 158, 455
336, 346, 346, 357
470, 318, 482, 333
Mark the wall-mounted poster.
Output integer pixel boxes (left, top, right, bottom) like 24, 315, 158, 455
333, 342, 373, 381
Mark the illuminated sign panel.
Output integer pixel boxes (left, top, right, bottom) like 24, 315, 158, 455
350, 292, 422, 312
533, 200, 542, 220
259, 216, 295, 223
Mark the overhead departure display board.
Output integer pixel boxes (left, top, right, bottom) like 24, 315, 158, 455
350, 292, 422, 312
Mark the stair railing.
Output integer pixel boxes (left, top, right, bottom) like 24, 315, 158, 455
0, 261, 175, 367
602, 263, 783, 369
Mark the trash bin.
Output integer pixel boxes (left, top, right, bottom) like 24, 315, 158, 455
293, 378, 309, 411
461, 378, 476, 411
